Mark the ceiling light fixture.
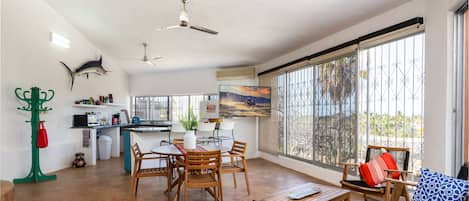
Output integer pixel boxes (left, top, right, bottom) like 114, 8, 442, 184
50, 32, 70, 48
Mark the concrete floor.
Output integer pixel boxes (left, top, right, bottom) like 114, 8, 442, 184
14, 157, 367, 201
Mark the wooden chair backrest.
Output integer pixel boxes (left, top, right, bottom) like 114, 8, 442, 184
185, 150, 221, 172
173, 138, 184, 145
365, 145, 410, 171
131, 143, 143, 159
231, 141, 247, 156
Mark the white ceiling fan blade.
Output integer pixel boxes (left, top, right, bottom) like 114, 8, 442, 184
151, 56, 163, 61
143, 60, 155, 66
190, 25, 218, 35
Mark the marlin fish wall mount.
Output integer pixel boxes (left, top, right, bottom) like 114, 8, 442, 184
60, 56, 109, 90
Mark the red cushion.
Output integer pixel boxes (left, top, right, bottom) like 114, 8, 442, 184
359, 152, 400, 187
381, 152, 400, 179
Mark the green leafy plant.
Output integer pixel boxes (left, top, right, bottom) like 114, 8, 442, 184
179, 107, 198, 131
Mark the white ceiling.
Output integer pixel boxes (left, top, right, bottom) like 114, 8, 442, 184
44, 0, 410, 75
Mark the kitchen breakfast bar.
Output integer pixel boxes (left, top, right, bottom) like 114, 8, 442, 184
71, 122, 172, 169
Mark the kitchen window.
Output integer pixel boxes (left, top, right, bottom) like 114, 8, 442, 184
131, 94, 218, 121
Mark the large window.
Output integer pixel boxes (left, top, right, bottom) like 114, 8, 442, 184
358, 33, 425, 171
132, 94, 218, 121
268, 32, 425, 172
283, 54, 358, 169
171, 96, 190, 121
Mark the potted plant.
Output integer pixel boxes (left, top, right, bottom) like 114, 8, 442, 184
180, 107, 198, 149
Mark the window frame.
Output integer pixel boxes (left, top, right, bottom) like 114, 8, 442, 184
131, 94, 218, 121
270, 32, 426, 173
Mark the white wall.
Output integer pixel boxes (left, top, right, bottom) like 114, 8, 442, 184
0, 0, 129, 181
0, 0, 3, 181
130, 68, 218, 96
129, 68, 259, 158
256, 0, 465, 184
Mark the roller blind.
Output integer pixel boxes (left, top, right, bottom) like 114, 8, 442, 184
359, 24, 424, 49
259, 72, 285, 154
263, 45, 358, 75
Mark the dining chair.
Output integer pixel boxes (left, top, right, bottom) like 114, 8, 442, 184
221, 141, 251, 195
130, 143, 171, 201
161, 121, 186, 146
176, 150, 223, 201
196, 122, 217, 144
217, 120, 235, 143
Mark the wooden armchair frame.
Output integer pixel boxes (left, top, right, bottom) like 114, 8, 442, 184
340, 145, 411, 201
221, 141, 251, 195
130, 143, 172, 201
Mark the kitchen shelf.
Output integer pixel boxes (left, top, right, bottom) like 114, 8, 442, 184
102, 103, 126, 107
72, 104, 107, 109
73, 103, 126, 109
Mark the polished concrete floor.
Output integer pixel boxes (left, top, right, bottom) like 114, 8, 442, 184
14, 157, 367, 201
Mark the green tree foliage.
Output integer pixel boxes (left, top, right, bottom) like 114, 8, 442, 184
358, 112, 423, 138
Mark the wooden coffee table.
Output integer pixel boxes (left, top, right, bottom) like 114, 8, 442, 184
261, 182, 351, 201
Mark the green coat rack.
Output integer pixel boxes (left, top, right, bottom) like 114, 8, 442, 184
13, 87, 56, 184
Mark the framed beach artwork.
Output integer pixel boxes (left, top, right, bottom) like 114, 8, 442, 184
219, 85, 271, 117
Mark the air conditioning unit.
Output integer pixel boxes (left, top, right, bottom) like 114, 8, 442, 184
216, 66, 256, 81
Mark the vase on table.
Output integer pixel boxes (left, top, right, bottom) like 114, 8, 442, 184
184, 130, 197, 150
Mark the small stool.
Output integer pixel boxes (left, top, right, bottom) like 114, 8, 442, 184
0, 180, 14, 201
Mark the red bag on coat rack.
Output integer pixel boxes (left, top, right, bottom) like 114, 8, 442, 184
37, 121, 48, 148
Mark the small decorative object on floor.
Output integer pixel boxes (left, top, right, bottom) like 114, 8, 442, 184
72, 153, 86, 168
180, 107, 198, 149
13, 87, 57, 184
288, 186, 321, 200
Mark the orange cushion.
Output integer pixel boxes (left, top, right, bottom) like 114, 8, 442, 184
359, 152, 399, 187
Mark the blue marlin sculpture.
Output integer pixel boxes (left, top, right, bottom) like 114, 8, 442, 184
60, 56, 109, 90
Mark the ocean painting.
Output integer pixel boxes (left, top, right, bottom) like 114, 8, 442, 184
219, 85, 271, 117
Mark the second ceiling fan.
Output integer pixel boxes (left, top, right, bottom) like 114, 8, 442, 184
140, 42, 162, 66
157, 0, 218, 35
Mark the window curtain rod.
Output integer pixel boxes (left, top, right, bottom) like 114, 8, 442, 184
258, 17, 424, 76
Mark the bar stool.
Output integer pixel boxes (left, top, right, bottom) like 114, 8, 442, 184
160, 122, 186, 146
217, 120, 235, 144
196, 122, 217, 144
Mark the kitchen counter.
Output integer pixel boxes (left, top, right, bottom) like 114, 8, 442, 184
124, 127, 170, 132
70, 124, 132, 129
70, 121, 172, 129
71, 121, 172, 167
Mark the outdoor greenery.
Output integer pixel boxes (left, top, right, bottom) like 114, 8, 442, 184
358, 112, 424, 138
179, 107, 198, 131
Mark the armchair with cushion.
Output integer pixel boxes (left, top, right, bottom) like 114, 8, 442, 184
340, 145, 411, 201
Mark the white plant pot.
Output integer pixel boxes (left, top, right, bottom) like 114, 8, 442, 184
184, 130, 197, 150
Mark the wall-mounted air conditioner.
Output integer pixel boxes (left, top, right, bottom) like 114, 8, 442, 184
216, 66, 256, 81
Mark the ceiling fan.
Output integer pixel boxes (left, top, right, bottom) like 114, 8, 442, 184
140, 42, 162, 66
157, 0, 218, 35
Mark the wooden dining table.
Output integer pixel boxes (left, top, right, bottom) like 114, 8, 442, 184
151, 144, 231, 157
151, 143, 231, 201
